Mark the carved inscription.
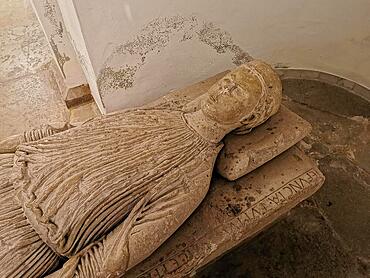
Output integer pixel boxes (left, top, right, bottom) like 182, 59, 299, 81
137, 168, 322, 278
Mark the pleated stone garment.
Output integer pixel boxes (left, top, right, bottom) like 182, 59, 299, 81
0, 60, 283, 277
13, 109, 218, 258
0, 153, 60, 277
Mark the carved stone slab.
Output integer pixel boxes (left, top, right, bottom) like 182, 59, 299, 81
216, 105, 312, 180
127, 146, 325, 277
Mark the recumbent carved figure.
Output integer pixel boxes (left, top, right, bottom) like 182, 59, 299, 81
0, 60, 282, 277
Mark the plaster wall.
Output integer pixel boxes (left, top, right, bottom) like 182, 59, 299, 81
61, 0, 370, 113
56, 0, 106, 113
30, 0, 86, 89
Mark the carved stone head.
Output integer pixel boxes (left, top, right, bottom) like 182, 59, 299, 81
201, 60, 282, 131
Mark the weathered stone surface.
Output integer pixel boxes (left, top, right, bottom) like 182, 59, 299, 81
198, 205, 365, 278
1, 61, 283, 277
0, 13, 51, 82
282, 79, 370, 118
197, 76, 370, 277
217, 105, 312, 180
149, 68, 311, 181
127, 146, 325, 277
64, 84, 93, 108
283, 78, 370, 260
0, 64, 69, 139
68, 100, 101, 126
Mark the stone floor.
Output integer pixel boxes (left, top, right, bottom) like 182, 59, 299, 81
0, 0, 99, 139
0, 1, 369, 278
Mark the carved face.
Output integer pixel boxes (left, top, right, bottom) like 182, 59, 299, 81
201, 61, 282, 128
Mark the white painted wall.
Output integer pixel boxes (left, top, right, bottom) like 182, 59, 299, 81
56, 0, 106, 113
58, 0, 370, 113
30, 0, 86, 89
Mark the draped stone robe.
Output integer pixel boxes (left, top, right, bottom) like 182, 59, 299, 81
1, 108, 222, 277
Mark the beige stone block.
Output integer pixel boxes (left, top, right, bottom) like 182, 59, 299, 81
0, 0, 35, 29
274, 68, 286, 78
318, 72, 340, 85
217, 105, 312, 180
49, 60, 69, 99
279, 69, 303, 80
337, 78, 355, 90
300, 70, 320, 80
352, 83, 370, 102
0, 22, 52, 82
127, 146, 325, 277
275, 69, 321, 81
0, 67, 69, 139
69, 101, 101, 126
65, 84, 93, 108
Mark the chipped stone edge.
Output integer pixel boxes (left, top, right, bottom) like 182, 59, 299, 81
276, 68, 370, 103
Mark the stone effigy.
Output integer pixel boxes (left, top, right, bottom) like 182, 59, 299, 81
125, 70, 324, 277
0, 60, 282, 277
147, 82, 312, 181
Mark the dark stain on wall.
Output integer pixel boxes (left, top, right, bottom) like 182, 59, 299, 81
43, 0, 62, 34
197, 22, 251, 66
43, 0, 70, 78
98, 66, 137, 92
97, 15, 253, 98
49, 37, 70, 78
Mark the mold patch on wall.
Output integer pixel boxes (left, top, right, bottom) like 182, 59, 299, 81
98, 66, 137, 92
97, 15, 252, 99
197, 22, 251, 66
